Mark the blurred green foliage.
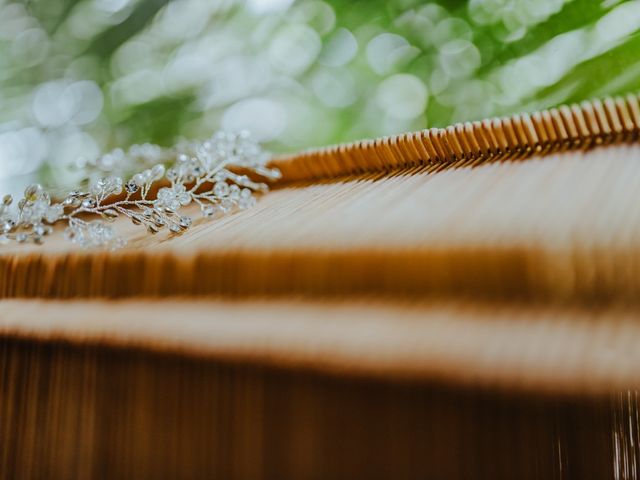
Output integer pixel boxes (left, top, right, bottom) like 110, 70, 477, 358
0, 0, 639, 183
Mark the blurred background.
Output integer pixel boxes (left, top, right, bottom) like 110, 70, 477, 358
0, 0, 639, 188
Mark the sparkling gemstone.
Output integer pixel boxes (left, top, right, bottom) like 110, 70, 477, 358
103, 209, 119, 221
88, 221, 115, 245
2, 219, 16, 233
229, 184, 241, 201
125, 180, 138, 194
235, 175, 249, 186
16, 233, 28, 243
155, 184, 191, 211
151, 164, 165, 180
64, 196, 81, 207
166, 168, 179, 181
201, 205, 216, 217
179, 216, 192, 228
219, 198, 233, 213
45, 204, 64, 223
82, 198, 97, 209
214, 181, 229, 197
90, 180, 104, 197
238, 195, 256, 210
106, 176, 123, 196
33, 224, 47, 236
133, 173, 146, 186
21, 199, 49, 224
24, 184, 44, 201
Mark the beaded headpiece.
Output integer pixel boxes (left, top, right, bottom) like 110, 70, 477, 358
0, 131, 280, 249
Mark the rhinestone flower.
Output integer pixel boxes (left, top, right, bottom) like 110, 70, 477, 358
90, 176, 123, 198
155, 184, 191, 212
0, 131, 278, 249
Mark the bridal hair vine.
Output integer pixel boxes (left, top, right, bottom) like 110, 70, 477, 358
0, 131, 280, 250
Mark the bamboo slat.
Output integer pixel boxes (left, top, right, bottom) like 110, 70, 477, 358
2, 143, 640, 302
0, 298, 639, 479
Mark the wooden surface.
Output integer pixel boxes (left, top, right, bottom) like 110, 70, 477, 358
2, 331, 625, 480
1, 298, 640, 395
3, 144, 640, 302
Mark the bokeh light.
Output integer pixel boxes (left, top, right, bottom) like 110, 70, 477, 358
0, 0, 639, 185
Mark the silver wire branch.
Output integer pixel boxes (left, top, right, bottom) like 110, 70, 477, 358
0, 131, 280, 249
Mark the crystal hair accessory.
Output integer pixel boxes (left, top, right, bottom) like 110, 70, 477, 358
0, 131, 280, 249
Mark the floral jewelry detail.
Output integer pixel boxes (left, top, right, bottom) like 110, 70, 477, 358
0, 131, 280, 250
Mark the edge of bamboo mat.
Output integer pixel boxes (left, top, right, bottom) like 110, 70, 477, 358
268, 93, 640, 185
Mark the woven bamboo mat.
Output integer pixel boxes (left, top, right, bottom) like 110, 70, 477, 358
1, 298, 639, 396
2, 143, 640, 302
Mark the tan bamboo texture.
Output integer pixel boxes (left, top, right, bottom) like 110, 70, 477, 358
271, 94, 640, 183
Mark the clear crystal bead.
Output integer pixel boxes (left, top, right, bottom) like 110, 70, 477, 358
152, 164, 165, 180
166, 168, 179, 181
229, 184, 241, 201
33, 224, 47, 236
133, 173, 146, 186
64, 196, 81, 207
238, 195, 256, 210
88, 221, 115, 245
202, 205, 216, 217
21, 199, 49, 224
2, 219, 15, 233
124, 180, 137, 194
24, 184, 44, 201
219, 198, 233, 213
214, 181, 229, 197
82, 198, 97, 209
45, 204, 64, 223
